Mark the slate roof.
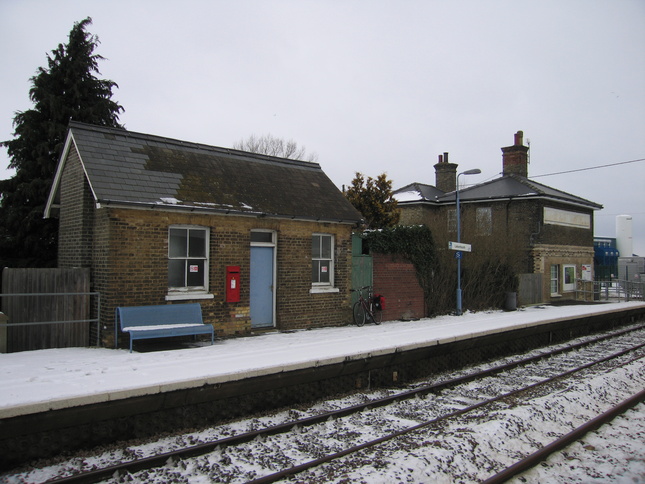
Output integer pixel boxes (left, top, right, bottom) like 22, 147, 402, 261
395, 175, 602, 210
46, 122, 363, 224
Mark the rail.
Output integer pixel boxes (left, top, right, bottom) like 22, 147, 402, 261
43, 323, 645, 484
482, 389, 645, 483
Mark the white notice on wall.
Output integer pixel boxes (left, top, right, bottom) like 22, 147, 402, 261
582, 264, 592, 281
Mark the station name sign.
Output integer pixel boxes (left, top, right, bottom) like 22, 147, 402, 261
448, 241, 472, 252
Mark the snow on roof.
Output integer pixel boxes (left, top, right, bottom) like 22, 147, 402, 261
393, 190, 422, 202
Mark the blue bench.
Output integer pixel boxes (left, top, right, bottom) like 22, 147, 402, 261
115, 303, 214, 352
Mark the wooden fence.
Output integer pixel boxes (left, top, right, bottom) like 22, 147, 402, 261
518, 273, 543, 306
1, 268, 95, 353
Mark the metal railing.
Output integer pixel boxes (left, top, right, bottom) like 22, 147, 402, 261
576, 280, 644, 302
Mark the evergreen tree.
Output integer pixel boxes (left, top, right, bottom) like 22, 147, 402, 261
0, 17, 123, 268
345, 172, 400, 229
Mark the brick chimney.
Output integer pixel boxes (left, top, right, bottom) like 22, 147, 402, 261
434, 152, 458, 192
501, 130, 529, 178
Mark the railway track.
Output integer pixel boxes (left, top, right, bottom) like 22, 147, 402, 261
7, 323, 645, 483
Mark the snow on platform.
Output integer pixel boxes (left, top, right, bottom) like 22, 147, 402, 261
1, 302, 643, 419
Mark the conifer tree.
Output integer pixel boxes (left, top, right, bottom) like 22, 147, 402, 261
345, 172, 400, 229
0, 17, 123, 268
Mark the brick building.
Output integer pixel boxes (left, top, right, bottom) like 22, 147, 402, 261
394, 131, 603, 306
45, 122, 362, 345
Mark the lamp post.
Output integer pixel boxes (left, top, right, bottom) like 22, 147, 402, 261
456, 168, 481, 315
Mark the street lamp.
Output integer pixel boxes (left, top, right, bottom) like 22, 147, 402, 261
456, 168, 481, 315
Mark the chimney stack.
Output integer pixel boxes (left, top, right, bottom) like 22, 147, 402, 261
434, 152, 458, 192
501, 130, 529, 178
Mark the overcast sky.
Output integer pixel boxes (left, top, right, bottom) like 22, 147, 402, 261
1, 1, 644, 255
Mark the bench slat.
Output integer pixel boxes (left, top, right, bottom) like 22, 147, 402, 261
115, 304, 214, 352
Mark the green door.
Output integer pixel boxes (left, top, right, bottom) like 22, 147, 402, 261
351, 234, 373, 305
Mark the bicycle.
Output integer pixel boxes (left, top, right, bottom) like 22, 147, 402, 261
351, 286, 383, 326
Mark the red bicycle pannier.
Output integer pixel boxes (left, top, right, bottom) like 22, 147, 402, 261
373, 294, 386, 310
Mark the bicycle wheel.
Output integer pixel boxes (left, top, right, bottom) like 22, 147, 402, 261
353, 301, 366, 326
372, 308, 383, 325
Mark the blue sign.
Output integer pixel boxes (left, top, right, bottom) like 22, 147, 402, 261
455, 251, 462, 259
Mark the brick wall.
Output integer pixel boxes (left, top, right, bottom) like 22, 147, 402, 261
531, 244, 594, 301
77, 207, 354, 345
399, 196, 595, 309
58, 147, 95, 269
373, 253, 425, 320
276, 222, 353, 329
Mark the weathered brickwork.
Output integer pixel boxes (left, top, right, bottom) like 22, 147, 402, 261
531, 244, 595, 301
373, 253, 425, 321
57, 163, 355, 346
57, 147, 95, 268
399, 197, 595, 306
396, 133, 598, 309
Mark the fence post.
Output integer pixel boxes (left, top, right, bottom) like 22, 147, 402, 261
0, 312, 7, 353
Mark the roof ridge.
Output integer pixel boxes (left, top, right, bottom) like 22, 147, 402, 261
67, 121, 321, 170
514, 174, 603, 208
401, 174, 602, 209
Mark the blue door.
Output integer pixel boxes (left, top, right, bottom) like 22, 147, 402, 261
250, 246, 274, 328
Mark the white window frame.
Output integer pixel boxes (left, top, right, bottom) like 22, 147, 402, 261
250, 229, 276, 246
476, 207, 492, 236
311, 233, 339, 294
550, 264, 560, 296
166, 225, 213, 301
563, 264, 576, 292
448, 209, 457, 232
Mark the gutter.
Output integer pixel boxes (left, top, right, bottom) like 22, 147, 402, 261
95, 199, 363, 226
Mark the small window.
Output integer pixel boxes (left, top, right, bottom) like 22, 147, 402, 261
447, 209, 457, 232
312, 234, 334, 285
476, 207, 492, 236
250, 231, 274, 244
563, 265, 576, 292
168, 227, 209, 292
550, 265, 560, 295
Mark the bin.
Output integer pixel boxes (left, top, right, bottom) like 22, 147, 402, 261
505, 292, 517, 311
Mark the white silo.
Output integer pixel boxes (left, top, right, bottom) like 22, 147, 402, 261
616, 215, 633, 257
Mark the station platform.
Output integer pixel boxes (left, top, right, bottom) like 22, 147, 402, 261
1, 301, 644, 469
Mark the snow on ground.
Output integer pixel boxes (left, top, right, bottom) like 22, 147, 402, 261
1, 302, 644, 419
1, 302, 644, 483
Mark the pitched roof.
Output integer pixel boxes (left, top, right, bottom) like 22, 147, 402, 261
396, 174, 602, 210
46, 122, 363, 224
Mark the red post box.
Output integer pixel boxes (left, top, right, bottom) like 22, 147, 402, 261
226, 266, 240, 303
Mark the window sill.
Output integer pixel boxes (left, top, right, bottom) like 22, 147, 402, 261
550, 293, 562, 298
309, 286, 340, 294
165, 292, 215, 301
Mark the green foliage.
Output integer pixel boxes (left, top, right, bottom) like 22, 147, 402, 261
365, 226, 518, 315
364, 225, 437, 305
345, 172, 400, 229
0, 17, 124, 268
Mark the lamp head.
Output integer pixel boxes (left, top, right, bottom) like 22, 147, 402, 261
461, 168, 481, 176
